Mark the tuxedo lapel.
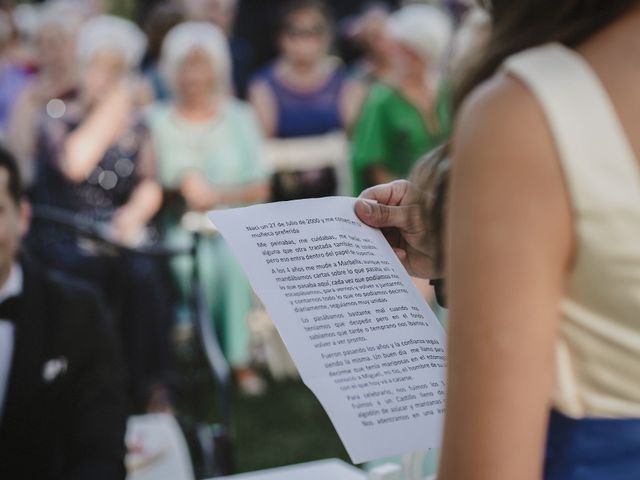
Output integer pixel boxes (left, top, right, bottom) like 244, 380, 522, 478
0, 257, 128, 479
0, 260, 48, 433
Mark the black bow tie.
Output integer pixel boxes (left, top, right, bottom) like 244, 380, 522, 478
0, 296, 22, 323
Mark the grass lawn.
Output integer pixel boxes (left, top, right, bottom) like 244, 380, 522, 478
175, 328, 353, 475
232, 377, 351, 473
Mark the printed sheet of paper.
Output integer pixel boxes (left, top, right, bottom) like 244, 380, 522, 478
209, 197, 447, 464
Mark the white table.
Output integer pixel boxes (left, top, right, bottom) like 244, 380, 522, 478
214, 459, 366, 480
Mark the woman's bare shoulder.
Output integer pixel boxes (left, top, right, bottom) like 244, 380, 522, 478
453, 72, 558, 176
451, 70, 573, 267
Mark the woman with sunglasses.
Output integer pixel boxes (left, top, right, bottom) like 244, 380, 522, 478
249, 0, 360, 201
356, 0, 640, 478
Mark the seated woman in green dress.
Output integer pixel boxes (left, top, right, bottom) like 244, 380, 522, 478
147, 22, 270, 395
351, 4, 454, 196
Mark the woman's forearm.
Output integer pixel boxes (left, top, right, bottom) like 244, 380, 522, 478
120, 179, 163, 224
221, 181, 270, 205
62, 88, 130, 182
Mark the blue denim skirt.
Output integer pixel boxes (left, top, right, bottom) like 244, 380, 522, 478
545, 410, 640, 479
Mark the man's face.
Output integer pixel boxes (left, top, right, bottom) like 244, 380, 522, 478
0, 168, 29, 280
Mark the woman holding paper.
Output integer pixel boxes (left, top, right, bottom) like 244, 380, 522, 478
147, 22, 269, 395
356, 0, 640, 478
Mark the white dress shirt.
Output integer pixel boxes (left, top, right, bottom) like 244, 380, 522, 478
0, 263, 23, 420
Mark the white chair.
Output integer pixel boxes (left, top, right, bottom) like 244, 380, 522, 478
125, 413, 195, 480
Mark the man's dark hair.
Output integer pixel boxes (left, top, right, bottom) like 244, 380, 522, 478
0, 144, 23, 205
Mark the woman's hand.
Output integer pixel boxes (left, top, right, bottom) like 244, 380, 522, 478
111, 178, 162, 246
180, 173, 223, 212
63, 81, 133, 182
111, 206, 146, 246
354, 180, 435, 278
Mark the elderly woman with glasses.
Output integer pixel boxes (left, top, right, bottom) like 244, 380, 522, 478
147, 21, 270, 394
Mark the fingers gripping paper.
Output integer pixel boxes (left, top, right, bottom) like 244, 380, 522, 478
208, 197, 446, 464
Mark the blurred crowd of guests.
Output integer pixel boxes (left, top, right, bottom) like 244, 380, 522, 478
0, 0, 489, 410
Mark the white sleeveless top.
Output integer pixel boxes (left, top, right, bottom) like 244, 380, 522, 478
503, 44, 640, 418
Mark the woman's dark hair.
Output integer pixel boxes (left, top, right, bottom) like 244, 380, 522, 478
0, 144, 23, 205
278, 0, 334, 34
425, 0, 640, 274
142, 3, 184, 66
411, 146, 449, 276
456, 0, 640, 110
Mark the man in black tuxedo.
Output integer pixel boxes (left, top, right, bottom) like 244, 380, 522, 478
0, 146, 127, 479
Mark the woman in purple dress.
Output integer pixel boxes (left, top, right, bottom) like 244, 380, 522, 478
249, 0, 361, 200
